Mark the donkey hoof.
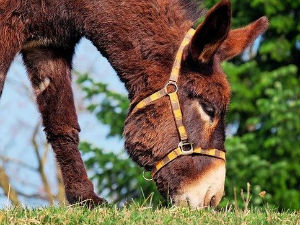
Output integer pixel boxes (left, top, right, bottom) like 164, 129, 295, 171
86, 193, 108, 208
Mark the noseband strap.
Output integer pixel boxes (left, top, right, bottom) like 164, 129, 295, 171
131, 25, 226, 178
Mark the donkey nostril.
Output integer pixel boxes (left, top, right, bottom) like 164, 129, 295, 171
186, 196, 192, 208
210, 196, 216, 207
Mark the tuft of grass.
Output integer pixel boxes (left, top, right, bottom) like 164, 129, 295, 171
0, 204, 299, 225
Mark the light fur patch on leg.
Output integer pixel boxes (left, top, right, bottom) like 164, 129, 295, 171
22, 38, 53, 50
35, 77, 50, 95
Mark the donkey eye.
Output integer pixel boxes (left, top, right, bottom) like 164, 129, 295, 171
200, 102, 215, 118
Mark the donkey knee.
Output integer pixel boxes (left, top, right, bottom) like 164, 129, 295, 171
45, 127, 80, 146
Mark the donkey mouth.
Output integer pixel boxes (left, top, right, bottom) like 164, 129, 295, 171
172, 160, 226, 209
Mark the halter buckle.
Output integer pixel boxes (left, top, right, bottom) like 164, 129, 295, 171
164, 80, 178, 94
178, 141, 193, 155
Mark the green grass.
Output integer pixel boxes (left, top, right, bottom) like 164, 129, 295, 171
0, 204, 299, 225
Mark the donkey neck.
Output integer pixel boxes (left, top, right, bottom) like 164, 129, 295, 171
81, 0, 198, 102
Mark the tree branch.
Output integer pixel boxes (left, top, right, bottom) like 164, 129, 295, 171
0, 155, 37, 171
0, 165, 20, 206
31, 122, 54, 205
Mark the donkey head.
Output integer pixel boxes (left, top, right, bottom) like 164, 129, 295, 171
124, 0, 268, 208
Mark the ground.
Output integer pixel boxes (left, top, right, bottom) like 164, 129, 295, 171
0, 204, 299, 225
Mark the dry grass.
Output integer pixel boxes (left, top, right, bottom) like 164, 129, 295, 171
0, 203, 299, 225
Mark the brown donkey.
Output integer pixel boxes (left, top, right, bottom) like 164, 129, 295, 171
0, 0, 268, 208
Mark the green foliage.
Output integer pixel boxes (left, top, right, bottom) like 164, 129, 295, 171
79, 141, 163, 205
205, 0, 300, 209
77, 74, 129, 137
77, 0, 300, 210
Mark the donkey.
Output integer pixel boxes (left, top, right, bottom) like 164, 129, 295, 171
0, 0, 268, 208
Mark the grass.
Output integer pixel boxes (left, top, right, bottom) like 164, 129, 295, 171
0, 185, 298, 225
0, 204, 299, 225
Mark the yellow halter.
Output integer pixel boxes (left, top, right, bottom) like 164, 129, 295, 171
131, 26, 226, 178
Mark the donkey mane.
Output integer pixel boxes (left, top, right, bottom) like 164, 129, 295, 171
83, 0, 204, 101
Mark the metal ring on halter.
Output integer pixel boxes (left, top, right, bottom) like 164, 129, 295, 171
178, 141, 194, 155
142, 171, 153, 181
164, 80, 178, 95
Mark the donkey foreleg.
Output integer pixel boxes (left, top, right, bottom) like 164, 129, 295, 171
22, 47, 106, 207
0, 21, 25, 98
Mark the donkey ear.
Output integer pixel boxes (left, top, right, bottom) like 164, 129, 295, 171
217, 16, 269, 61
185, 0, 231, 64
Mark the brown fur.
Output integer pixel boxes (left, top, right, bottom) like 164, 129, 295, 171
0, 0, 268, 206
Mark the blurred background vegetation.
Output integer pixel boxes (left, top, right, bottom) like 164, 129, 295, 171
0, 0, 299, 210
76, 0, 300, 210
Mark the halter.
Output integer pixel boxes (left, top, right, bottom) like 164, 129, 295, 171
131, 20, 226, 178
